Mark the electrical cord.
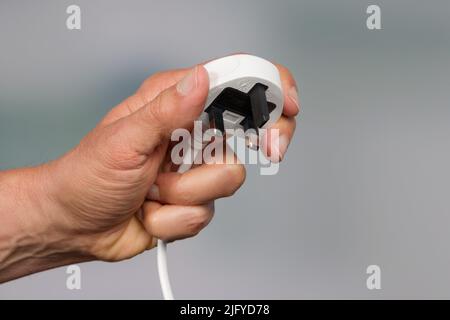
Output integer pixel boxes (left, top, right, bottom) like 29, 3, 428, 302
157, 239, 174, 300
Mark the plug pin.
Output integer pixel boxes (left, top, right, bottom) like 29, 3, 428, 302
207, 105, 225, 136
248, 83, 270, 129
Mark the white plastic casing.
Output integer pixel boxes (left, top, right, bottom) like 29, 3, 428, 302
203, 54, 283, 134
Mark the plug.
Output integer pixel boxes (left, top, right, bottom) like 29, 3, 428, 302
157, 54, 284, 300
202, 54, 284, 149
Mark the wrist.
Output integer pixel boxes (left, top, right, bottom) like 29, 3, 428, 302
0, 163, 93, 282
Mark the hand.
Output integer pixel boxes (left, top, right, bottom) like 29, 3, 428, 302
0, 58, 299, 282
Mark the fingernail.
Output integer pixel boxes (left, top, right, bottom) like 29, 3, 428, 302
288, 86, 300, 112
176, 66, 198, 96
148, 184, 160, 200
278, 135, 290, 161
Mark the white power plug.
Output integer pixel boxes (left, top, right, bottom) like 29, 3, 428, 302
157, 54, 284, 300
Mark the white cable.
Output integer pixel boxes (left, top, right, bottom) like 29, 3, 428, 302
156, 239, 174, 300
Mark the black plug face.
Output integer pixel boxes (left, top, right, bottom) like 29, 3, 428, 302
204, 83, 276, 135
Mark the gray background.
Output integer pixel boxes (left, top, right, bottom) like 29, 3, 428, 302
1, 0, 450, 299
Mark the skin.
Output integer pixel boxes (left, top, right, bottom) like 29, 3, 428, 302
0, 58, 299, 283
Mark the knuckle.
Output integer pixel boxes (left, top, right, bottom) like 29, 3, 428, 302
144, 91, 173, 136
146, 94, 164, 124
145, 93, 171, 132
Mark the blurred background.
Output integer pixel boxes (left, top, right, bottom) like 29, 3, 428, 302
1, 0, 450, 299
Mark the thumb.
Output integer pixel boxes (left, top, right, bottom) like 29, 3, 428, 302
111, 65, 209, 156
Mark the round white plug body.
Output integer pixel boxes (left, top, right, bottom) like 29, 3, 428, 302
201, 54, 284, 146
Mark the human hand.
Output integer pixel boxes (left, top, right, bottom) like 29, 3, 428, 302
0, 58, 299, 282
